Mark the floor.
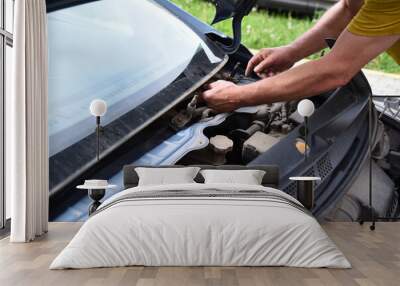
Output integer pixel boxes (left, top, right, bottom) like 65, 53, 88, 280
0, 222, 399, 286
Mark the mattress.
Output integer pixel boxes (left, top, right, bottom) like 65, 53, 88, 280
50, 183, 351, 269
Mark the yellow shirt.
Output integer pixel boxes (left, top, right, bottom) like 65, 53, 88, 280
348, 0, 400, 64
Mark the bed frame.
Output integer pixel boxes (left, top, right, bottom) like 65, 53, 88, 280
123, 165, 280, 189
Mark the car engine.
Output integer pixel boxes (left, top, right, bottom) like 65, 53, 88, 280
166, 63, 305, 166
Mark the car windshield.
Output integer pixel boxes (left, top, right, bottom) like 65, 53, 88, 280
48, 0, 223, 156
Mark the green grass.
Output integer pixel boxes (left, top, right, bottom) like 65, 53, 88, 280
171, 0, 400, 74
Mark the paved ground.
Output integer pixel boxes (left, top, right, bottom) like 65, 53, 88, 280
288, 54, 400, 96
363, 69, 400, 96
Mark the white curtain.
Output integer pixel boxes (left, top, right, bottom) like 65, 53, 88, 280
8, 0, 49, 242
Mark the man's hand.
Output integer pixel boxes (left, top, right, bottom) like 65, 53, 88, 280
245, 45, 298, 77
200, 80, 243, 113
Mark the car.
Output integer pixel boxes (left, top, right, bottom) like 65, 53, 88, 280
46, 0, 398, 222
257, 0, 337, 15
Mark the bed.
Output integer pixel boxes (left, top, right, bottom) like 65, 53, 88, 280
50, 165, 350, 269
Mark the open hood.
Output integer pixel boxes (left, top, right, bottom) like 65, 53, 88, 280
209, 0, 257, 54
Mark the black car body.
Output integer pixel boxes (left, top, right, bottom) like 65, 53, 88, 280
46, 0, 397, 221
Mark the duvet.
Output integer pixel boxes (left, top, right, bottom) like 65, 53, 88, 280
50, 183, 351, 269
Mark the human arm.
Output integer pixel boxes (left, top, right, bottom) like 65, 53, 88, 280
202, 31, 400, 112
245, 0, 364, 77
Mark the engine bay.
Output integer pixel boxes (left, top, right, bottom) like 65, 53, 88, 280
163, 60, 400, 222
165, 62, 310, 166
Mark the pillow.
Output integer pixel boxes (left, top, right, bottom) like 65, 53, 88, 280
200, 169, 266, 185
135, 167, 200, 186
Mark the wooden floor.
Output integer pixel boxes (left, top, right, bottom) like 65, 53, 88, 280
0, 222, 399, 286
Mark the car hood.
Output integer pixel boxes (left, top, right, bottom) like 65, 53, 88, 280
211, 0, 257, 24
209, 0, 257, 53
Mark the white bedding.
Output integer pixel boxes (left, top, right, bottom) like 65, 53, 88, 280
50, 183, 351, 269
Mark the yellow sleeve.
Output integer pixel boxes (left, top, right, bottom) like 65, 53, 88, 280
348, 0, 400, 64
348, 0, 400, 36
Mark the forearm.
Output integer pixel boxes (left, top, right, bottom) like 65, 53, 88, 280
239, 58, 343, 105
238, 28, 399, 106
289, 0, 362, 61
202, 23, 399, 113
